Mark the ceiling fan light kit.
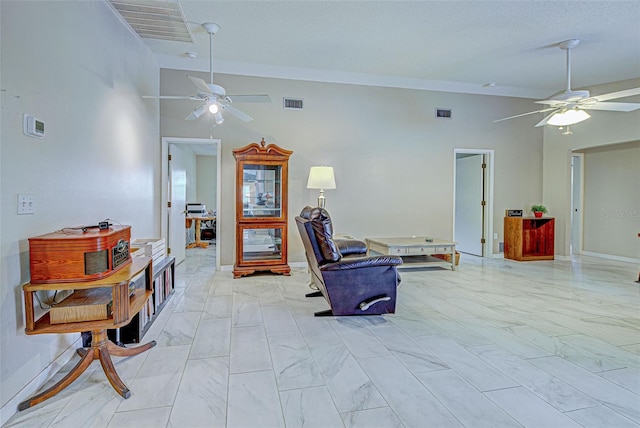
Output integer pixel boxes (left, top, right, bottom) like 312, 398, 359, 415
494, 38, 640, 131
546, 109, 591, 126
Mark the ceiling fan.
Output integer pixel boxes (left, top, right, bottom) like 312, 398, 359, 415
144, 22, 270, 124
494, 39, 640, 128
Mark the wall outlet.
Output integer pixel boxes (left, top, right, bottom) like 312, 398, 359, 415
494, 233, 498, 239
17, 194, 35, 215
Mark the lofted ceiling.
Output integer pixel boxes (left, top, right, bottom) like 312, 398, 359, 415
109, 0, 640, 100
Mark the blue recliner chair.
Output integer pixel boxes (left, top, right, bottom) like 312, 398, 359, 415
295, 206, 402, 316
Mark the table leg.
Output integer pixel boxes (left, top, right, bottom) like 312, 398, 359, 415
451, 247, 456, 271
18, 329, 155, 410
195, 219, 208, 248
18, 343, 95, 410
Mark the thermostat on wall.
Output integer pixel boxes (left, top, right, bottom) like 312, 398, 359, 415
23, 114, 45, 138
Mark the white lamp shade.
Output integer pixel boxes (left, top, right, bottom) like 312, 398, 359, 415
306, 166, 336, 190
547, 109, 591, 126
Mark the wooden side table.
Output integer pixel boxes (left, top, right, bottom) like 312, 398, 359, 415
19, 256, 156, 410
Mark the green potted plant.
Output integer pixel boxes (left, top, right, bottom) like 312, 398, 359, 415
531, 204, 547, 218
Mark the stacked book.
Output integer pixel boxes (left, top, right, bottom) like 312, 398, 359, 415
131, 238, 165, 267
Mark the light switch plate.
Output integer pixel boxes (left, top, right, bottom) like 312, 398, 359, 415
17, 194, 35, 215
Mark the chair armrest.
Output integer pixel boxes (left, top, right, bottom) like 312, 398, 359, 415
335, 239, 367, 256
320, 255, 403, 271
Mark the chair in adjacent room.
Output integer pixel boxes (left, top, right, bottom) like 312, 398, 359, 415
295, 206, 402, 316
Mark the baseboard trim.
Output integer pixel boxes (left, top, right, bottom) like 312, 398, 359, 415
581, 251, 640, 264
1, 337, 80, 426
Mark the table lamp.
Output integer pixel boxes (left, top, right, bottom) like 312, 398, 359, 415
306, 166, 336, 208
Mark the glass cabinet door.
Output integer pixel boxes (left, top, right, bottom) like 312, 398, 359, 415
241, 164, 282, 219
241, 226, 284, 263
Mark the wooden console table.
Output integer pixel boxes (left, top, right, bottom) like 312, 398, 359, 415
19, 256, 155, 410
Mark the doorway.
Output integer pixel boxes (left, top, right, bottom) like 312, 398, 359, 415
453, 149, 494, 258
161, 137, 221, 267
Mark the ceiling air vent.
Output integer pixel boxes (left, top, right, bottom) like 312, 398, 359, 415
283, 98, 304, 110
108, 0, 194, 42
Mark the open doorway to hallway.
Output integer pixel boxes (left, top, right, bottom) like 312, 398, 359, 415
161, 137, 221, 269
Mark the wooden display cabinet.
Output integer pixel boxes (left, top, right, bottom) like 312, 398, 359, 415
233, 138, 293, 278
20, 256, 156, 410
504, 216, 555, 261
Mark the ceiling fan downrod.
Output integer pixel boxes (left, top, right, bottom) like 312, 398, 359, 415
559, 39, 579, 93
202, 22, 220, 88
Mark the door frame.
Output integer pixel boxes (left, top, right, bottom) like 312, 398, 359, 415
570, 153, 584, 255
452, 148, 495, 258
161, 137, 222, 269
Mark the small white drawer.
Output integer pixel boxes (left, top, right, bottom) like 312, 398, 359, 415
388, 246, 407, 255
435, 246, 453, 253
406, 246, 429, 255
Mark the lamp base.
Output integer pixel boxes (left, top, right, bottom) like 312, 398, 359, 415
317, 193, 326, 208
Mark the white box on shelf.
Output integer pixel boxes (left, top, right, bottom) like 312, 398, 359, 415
131, 238, 165, 266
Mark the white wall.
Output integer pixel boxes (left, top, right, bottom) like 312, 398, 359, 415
543, 79, 640, 257
580, 141, 640, 259
196, 155, 217, 213
0, 0, 159, 416
160, 69, 545, 266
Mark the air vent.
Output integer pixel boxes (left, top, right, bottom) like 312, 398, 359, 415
283, 98, 304, 110
436, 108, 452, 119
108, 0, 194, 42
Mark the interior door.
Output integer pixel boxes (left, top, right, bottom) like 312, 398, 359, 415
169, 145, 187, 264
455, 154, 484, 256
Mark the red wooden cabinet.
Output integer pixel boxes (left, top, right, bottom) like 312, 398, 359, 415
504, 217, 555, 261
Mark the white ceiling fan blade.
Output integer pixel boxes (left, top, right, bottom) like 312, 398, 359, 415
227, 94, 271, 103
534, 99, 569, 106
580, 102, 640, 112
493, 107, 557, 123
535, 111, 560, 127
223, 105, 254, 122
143, 95, 201, 100
188, 75, 213, 94
592, 87, 640, 102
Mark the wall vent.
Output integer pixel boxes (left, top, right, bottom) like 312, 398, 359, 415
283, 98, 304, 110
436, 108, 452, 119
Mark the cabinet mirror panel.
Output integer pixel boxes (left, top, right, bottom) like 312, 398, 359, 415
242, 164, 282, 218
242, 227, 284, 262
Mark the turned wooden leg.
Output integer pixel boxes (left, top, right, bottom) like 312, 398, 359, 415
107, 339, 156, 357
18, 346, 95, 410
97, 344, 130, 399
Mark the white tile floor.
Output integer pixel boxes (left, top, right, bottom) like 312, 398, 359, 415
5, 247, 640, 428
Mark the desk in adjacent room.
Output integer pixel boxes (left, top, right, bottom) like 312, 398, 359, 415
186, 216, 216, 248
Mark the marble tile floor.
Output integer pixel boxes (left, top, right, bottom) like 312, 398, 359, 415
5, 248, 640, 428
